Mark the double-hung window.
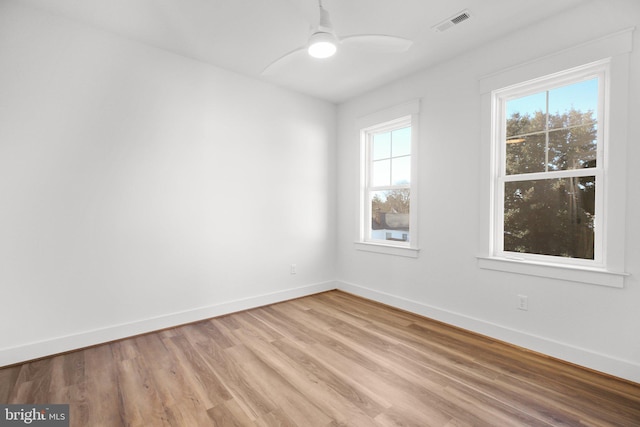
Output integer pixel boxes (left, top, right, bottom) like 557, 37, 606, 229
493, 64, 605, 265
356, 100, 419, 257
366, 119, 411, 243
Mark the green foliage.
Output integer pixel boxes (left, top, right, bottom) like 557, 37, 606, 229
503, 108, 596, 259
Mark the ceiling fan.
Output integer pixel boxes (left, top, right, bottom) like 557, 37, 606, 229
262, 0, 413, 74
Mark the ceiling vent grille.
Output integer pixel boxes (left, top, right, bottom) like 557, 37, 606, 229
432, 10, 471, 33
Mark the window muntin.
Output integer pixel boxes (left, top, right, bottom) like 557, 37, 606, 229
494, 66, 605, 265
363, 118, 412, 246
505, 78, 599, 176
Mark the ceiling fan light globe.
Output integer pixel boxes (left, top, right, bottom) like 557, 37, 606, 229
308, 42, 336, 58
307, 32, 337, 58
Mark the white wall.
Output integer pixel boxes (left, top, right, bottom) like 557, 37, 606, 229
0, 1, 336, 365
336, 0, 640, 382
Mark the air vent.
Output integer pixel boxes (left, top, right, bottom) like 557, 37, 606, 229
432, 10, 471, 33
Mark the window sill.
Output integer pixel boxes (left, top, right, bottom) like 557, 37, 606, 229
477, 256, 628, 288
355, 242, 420, 258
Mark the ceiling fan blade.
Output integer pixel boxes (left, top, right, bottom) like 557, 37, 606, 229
340, 34, 413, 53
261, 46, 307, 75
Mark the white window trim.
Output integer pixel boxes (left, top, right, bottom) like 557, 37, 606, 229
478, 29, 632, 288
355, 99, 420, 258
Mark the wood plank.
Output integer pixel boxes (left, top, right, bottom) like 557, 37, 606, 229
224, 343, 333, 426
114, 356, 171, 426
191, 332, 278, 421
236, 327, 382, 425
0, 366, 20, 402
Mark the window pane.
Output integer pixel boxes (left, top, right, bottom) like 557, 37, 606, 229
391, 156, 410, 185
373, 132, 391, 160
548, 78, 598, 129
506, 92, 546, 137
548, 124, 597, 171
505, 133, 546, 175
371, 189, 410, 242
372, 159, 390, 187
391, 127, 411, 157
504, 177, 595, 259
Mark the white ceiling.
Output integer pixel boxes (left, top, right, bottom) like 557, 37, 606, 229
21, 0, 587, 104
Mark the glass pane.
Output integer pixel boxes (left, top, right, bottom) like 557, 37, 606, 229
373, 132, 391, 160
503, 177, 596, 259
548, 124, 597, 171
391, 156, 410, 185
506, 92, 546, 137
548, 78, 598, 129
372, 159, 390, 187
505, 133, 546, 175
391, 127, 411, 157
370, 189, 410, 242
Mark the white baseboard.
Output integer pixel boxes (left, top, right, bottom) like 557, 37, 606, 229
336, 280, 640, 384
0, 281, 337, 367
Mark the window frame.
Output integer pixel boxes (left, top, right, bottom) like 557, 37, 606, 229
364, 116, 412, 246
492, 62, 607, 268
355, 100, 420, 258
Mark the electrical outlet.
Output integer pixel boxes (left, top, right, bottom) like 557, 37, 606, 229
290, 264, 297, 275
517, 295, 528, 311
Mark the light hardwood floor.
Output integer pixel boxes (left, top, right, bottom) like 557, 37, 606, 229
1, 291, 639, 426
